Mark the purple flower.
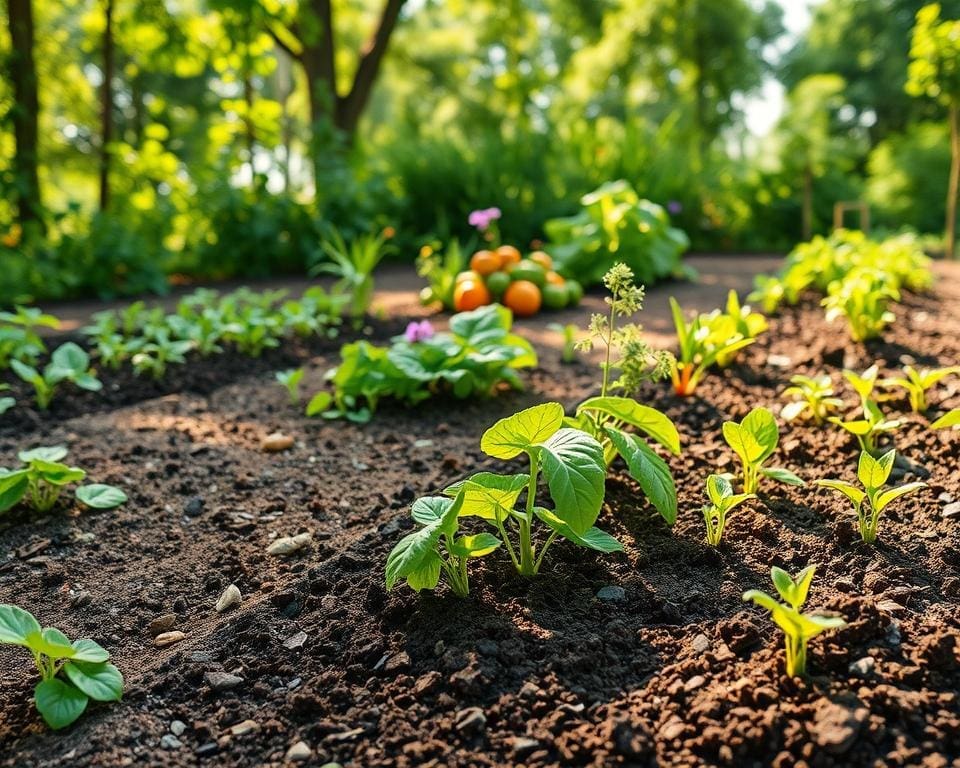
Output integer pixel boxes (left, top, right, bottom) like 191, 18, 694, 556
667, 200, 682, 215
468, 207, 502, 230
404, 320, 435, 343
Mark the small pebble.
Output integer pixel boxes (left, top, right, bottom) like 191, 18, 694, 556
154, 631, 186, 648
267, 533, 312, 556
160, 735, 182, 750
262, 433, 294, 453
205, 671, 243, 691
170, 720, 186, 736
215, 584, 242, 613
285, 741, 312, 762
596, 585, 626, 602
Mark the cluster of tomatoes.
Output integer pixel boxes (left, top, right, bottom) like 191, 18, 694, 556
453, 245, 584, 316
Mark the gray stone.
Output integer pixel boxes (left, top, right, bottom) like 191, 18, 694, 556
285, 741, 312, 762
205, 671, 243, 691
596, 585, 626, 602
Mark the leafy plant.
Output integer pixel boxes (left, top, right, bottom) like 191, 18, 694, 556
0, 604, 123, 729
10, 343, 103, 410
0, 306, 59, 369
702, 473, 755, 546
704, 290, 768, 368
130, 329, 194, 380
548, 322, 578, 364
829, 365, 902, 455
0, 446, 127, 515
781, 374, 844, 424
880, 365, 960, 413
815, 449, 926, 544
417, 240, 466, 310
276, 368, 304, 405
822, 268, 899, 342
311, 226, 395, 321
932, 409, 960, 429
742, 565, 846, 677
722, 407, 804, 494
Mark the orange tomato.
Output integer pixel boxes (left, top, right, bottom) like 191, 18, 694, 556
454, 280, 492, 312
529, 250, 553, 270
503, 280, 542, 317
545, 270, 565, 286
496, 245, 522, 266
469, 249, 502, 276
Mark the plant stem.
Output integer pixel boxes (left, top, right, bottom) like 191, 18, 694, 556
518, 453, 540, 576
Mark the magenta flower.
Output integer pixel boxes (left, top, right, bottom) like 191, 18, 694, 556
404, 320, 435, 343
468, 207, 502, 231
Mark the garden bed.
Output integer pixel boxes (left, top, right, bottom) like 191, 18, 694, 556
1, 264, 959, 768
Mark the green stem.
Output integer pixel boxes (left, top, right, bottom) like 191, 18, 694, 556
496, 516, 520, 571
518, 454, 540, 576
601, 300, 616, 398
533, 530, 560, 573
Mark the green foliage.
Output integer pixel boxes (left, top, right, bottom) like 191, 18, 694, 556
702, 473, 755, 546
0, 604, 123, 729
547, 323, 578, 364
0, 446, 127, 515
880, 364, 960, 412
781, 374, 844, 424
931, 408, 960, 428
311, 305, 536, 422
822, 268, 900, 342
815, 449, 927, 543
276, 368, 305, 405
722, 407, 804, 494
828, 365, 903, 455
417, 240, 467, 311
310, 227, 395, 321
544, 181, 691, 288
0, 306, 59, 369
742, 565, 846, 678
907, 3, 960, 107
10, 343, 102, 410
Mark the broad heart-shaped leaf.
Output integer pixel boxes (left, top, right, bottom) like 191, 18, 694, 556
0, 470, 29, 513
931, 409, 960, 429
70, 638, 111, 663
410, 496, 454, 525
37, 627, 77, 659
576, 397, 680, 454
449, 303, 512, 345
722, 422, 764, 466
450, 533, 502, 558
385, 524, 444, 590
481, 402, 564, 459
536, 428, 606, 535
443, 473, 529, 523
706, 474, 733, 507
34, 678, 88, 730
0, 604, 41, 645
874, 482, 926, 513
815, 479, 866, 507
75, 484, 127, 510
405, 550, 441, 592
741, 407, 779, 461
18, 446, 68, 463
50, 342, 90, 374
605, 427, 677, 524
63, 661, 123, 702
760, 467, 805, 486
533, 507, 623, 553
31, 460, 86, 486
858, 449, 895, 490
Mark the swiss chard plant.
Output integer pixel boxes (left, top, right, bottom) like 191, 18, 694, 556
880, 365, 960, 413
0, 446, 127, 515
722, 407, 804, 494
702, 473, 755, 546
815, 449, 926, 544
0, 604, 123, 729
308, 304, 536, 422
742, 565, 846, 678
781, 374, 844, 424
10, 342, 103, 410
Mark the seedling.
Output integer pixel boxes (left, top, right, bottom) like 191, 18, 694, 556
0, 384, 13, 415
0, 446, 127, 515
313, 226, 394, 321
707, 290, 768, 368
548, 322, 578, 364
880, 365, 960, 413
130, 329, 193, 379
829, 365, 901, 455
815, 449, 926, 544
385, 490, 500, 597
702, 473, 755, 546
932, 409, 960, 429
0, 604, 123, 729
742, 565, 846, 677
781, 374, 844, 424
276, 368, 304, 405
10, 343, 103, 410
722, 407, 804, 494
822, 268, 899, 342
0, 305, 59, 369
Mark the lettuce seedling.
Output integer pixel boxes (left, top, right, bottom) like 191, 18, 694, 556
130, 329, 193, 379
747, 274, 787, 314
276, 368, 304, 405
880, 365, 960, 413
815, 449, 926, 544
932, 409, 960, 429
0, 446, 127, 515
385, 490, 501, 597
702, 473, 755, 546
781, 374, 844, 424
10, 342, 103, 410
722, 407, 804, 494
0, 604, 123, 729
742, 565, 846, 677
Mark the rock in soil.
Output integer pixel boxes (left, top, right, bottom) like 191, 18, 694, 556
215, 583, 242, 613
154, 631, 185, 648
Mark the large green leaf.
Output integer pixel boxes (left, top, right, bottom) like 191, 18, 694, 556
605, 427, 676, 524
444, 473, 529, 522
481, 402, 564, 459
31, 461, 86, 486
931, 409, 960, 429
18, 446, 68, 463
70, 638, 111, 663
533, 507, 623, 552
385, 525, 444, 590
875, 482, 926, 513
449, 304, 512, 345
706, 474, 733, 507
410, 496, 454, 525
722, 422, 764, 466
50, 342, 90, 374
76, 484, 127, 510
815, 479, 866, 507
37, 627, 77, 659
0, 604, 41, 645
63, 661, 123, 702
405, 551, 442, 592
0, 470, 29, 513
451, 533, 502, 558
536, 428, 606, 535
576, 397, 680, 454
34, 679, 88, 730
742, 407, 779, 460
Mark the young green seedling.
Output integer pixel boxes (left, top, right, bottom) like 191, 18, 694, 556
0, 446, 127, 515
742, 565, 846, 677
828, 366, 901, 455
547, 322, 578, 364
0, 604, 123, 729
276, 368, 305, 405
10, 343, 102, 410
702, 473, 755, 546
822, 268, 899, 342
781, 374, 844, 424
710, 290, 768, 368
0, 305, 58, 368
815, 449, 926, 544
880, 365, 960, 413
932, 409, 960, 429
385, 489, 501, 597
722, 407, 804, 494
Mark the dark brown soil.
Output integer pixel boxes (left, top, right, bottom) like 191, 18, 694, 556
1, 265, 959, 768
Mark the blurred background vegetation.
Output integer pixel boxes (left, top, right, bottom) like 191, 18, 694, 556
1, 0, 959, 303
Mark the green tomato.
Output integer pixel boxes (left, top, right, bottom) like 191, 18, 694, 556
566, 280, 584, 306
510, 260, 547, 288
485, 271, 512, 298
542, 283, 569, 310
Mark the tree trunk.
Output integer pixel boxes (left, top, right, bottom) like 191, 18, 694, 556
947, 103, 959, 260
802, 162, 813, 241
6, 0, 43, 228
99, 0, 115, 211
